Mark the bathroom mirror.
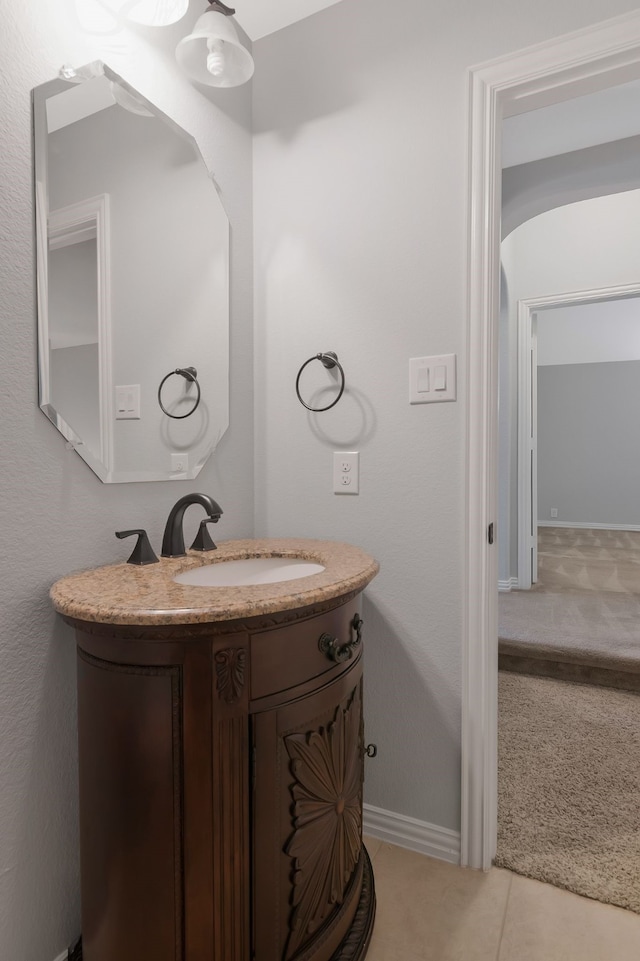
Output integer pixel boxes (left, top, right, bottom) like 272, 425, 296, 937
33, 62, 229, 482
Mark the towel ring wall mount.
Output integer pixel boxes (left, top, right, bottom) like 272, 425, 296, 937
158, 367, 201, 420
295, 352, 345, 412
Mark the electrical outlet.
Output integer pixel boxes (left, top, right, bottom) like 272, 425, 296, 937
550, 508, 558, 518
333, 452, 359, 494
171, 453, 188, 473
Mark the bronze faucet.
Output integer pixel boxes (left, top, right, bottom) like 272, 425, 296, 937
161, 493, 223, 557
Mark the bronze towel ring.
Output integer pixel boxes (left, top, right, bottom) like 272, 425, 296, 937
295, 352, 345, 412
158, 367, 201, 419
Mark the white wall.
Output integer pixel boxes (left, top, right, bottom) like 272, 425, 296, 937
537, 296, 640, 365
48, 238, 98, 349
502, 133, 640, 238
50, 344, 101, 460
252, 0, 640, 835
5, 0, 640, 957
536, 300, 640, 526
538, 360, 640, 525
502, 78, 640, 168
501, 189, 640, 579
0, 2, 253, 958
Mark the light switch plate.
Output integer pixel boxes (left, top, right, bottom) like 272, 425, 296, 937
115, 384, 141, 419
409, 354, 456, 404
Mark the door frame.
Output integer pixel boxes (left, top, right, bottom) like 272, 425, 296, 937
516, 299, 538, 591
515, 283, 640, 591
47, 195, 113, 474
463, 9, 640, 870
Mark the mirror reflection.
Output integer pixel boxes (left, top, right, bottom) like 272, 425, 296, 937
33, 62, 229, 482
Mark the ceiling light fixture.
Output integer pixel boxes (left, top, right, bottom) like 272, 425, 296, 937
176, 1, 254, 88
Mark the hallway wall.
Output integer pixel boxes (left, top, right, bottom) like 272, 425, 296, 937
538, 359, 640, 526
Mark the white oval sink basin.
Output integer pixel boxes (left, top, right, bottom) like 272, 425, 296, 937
174, 556, 325, 587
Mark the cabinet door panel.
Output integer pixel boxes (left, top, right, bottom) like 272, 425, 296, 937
253, 661, 364, 961
77, 650, 184, 961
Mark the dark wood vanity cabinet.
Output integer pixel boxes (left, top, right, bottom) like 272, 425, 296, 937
70, 592, 375, 961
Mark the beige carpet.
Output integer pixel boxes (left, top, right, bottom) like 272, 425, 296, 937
536, 526, 640, 594
496, 671, 640, 914
498, 588, 640, 689
499, 527, 640, 690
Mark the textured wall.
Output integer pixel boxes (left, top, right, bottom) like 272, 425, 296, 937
0, 2, 253, 958
252, 0, 640, 833
5, 0, 640, 957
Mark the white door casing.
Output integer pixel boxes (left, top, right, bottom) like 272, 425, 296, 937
517, 303, 538, 590
463, 9, 640, 870
46, 195, 113, 477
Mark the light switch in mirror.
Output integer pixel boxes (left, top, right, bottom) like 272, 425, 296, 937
33, 62, 229, 482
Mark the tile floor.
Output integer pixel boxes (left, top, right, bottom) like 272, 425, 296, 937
364, 838, 640, 961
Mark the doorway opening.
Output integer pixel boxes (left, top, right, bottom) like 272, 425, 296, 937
463, 8, 640, 871
514, 284, 640, 591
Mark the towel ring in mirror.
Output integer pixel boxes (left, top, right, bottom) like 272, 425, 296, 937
158, 367, 201, 419
295, 352, 345, 412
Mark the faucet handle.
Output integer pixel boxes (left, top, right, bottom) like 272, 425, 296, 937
115, 529, 159, 566
190, 517, 220, 552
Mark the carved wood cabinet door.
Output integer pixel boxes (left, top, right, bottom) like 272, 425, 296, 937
252, 658, 365, 961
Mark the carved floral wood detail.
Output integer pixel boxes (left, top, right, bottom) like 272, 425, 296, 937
215, 647, 246, 703
284, 685, 363, 957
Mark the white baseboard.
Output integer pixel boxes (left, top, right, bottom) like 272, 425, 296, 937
539, 520, 640, 532
363, 803, 460, 865
498, 577, 518, 592
53, 952, 68, 961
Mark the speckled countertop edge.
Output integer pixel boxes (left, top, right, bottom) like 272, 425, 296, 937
50, 538, 380, 626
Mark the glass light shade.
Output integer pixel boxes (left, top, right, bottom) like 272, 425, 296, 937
110, 1, 189, 26
176, 10, 254, 88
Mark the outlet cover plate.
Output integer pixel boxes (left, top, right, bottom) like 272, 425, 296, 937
333, 451, 359, 494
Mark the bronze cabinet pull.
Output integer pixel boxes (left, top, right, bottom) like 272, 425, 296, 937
318, 614, 364, 663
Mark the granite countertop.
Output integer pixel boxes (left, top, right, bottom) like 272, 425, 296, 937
50, 538, 379, 626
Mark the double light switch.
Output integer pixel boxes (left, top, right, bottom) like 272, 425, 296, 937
409, 354, 456, 404
115, 384, 141, 419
